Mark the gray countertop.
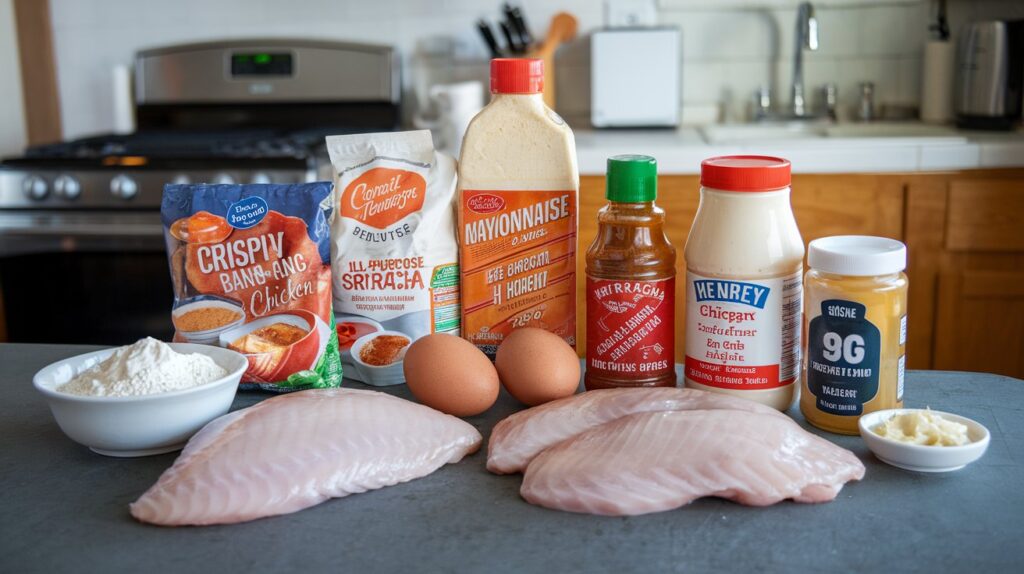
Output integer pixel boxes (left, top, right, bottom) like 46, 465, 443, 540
2, 343, 1022, 573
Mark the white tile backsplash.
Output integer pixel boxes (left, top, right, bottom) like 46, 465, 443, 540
662, 10, 778, 61
813, 7, 860, 57
723, 60, 773, 120
897, 56, 922, 104
46, 0, 1014, 138
770, 6, 798, 64
681, 62, 727, 103
801, 57, 840, 113
858, 4, 913, 57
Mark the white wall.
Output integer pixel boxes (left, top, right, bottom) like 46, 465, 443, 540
48, 0, 605, 139
0, 0, 27, 155
48, 0, 1024, 139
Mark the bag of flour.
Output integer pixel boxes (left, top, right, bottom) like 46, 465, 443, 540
326, 130, 460, 385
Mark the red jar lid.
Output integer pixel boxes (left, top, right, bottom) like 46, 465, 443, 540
490, 58, 543, 94
700, 155, 791, 192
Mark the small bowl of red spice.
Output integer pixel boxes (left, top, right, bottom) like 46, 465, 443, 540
350, 331, 411, 386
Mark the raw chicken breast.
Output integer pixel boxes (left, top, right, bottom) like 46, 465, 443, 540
131, 388, 482, 526
521, 410, 865, 516
488, 387, 784, 474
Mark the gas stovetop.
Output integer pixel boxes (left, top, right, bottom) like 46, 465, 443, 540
0, 128, 350, 210
16, 126, 359, 162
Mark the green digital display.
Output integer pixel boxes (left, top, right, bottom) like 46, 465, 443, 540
231, 52, 292, 76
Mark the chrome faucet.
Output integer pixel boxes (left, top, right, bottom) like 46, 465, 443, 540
791, 2, 819, 118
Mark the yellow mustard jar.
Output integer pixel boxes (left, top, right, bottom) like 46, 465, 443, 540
801, 236, 908, 435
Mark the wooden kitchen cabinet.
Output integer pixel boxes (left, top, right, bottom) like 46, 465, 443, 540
907, 172, 1024, 379
788, 174, 904, 243
576, 169, 1024, 380
935, 270, 1024, 377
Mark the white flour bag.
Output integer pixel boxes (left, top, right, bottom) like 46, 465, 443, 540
326, 130, 460, 385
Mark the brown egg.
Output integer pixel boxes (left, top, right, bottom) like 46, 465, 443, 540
403, 333, 499, 417
495, 328, 580, 406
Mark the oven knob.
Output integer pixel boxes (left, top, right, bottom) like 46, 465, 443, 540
54, 175, 81, 200
22, 175, 48, 200
110, 174, 138, 200
213, 173, 235, 185
250, 172, 272, 184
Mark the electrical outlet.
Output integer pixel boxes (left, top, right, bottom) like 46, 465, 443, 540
604, 0, 658, 28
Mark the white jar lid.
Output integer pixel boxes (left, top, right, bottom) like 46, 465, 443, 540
808, 235, 906, 276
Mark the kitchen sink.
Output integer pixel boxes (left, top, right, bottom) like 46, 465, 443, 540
823, 122, 961, 138
700, 122, 828, 144
700, 121, 967, 145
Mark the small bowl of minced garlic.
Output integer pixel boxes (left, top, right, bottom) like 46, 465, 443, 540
33, 337, 246, 457
859, 408, 991, 473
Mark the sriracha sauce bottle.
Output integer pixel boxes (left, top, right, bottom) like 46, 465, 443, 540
585, 155, 677, 390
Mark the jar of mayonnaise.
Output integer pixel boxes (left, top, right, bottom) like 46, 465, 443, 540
683, 156, 804, 410
802, 236, 908, 435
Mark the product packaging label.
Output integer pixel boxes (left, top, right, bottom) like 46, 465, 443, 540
326, 131, 460, 385
460, 189, 577, 357
897, 354, 905, 401
162, 183, 342, 392
586, 277, 675, 380
684, 270, 801, 390
805, 299, 882, 415
333, 160, 459, 330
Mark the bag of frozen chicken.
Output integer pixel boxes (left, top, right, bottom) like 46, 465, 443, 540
162, 182, 342, 391
326, 130, 460, 385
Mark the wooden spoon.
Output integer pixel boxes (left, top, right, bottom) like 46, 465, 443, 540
528, 12, 578, 108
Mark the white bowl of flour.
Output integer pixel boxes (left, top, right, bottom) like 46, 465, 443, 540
33, 338, 247, 457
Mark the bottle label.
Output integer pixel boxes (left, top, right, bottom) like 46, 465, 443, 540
805, 299, 882, 416
684, 270, 801, 390
460, 189, 577, 358
586, 277, 675, 379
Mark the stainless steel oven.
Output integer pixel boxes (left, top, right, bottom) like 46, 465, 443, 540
0, 39, 400, 344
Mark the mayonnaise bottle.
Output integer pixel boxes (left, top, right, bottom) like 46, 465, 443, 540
457, 58, 579, 358
683, 156, 804, 410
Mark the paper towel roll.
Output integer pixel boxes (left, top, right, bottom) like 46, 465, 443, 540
921, 40, 954, 124
112, 64, 134, 134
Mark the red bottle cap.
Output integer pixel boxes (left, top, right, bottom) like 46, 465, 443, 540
700, 155, 792, 192
490, 58, 544, 94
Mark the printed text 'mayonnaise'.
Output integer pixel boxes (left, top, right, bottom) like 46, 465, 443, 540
464, 195, 570, 245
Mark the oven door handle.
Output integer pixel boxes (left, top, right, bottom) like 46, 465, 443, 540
0, 212, 166, 256
0, 221, 164, 237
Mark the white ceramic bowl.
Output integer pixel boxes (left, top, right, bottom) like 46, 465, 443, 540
859, 408, 991, 473
33, 343, 247, 458
335, 315, 384, 358
350, 330, 411, 387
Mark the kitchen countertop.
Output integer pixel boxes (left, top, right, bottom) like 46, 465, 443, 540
2, 343, 1022, 573
573, 125, 1024, 175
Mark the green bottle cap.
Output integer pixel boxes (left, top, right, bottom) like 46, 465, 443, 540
606, 155, 657, 202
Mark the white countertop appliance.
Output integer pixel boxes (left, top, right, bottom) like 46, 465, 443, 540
590, 28, 680, 128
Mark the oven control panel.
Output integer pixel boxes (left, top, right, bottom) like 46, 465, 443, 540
0, 168, 316, 209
